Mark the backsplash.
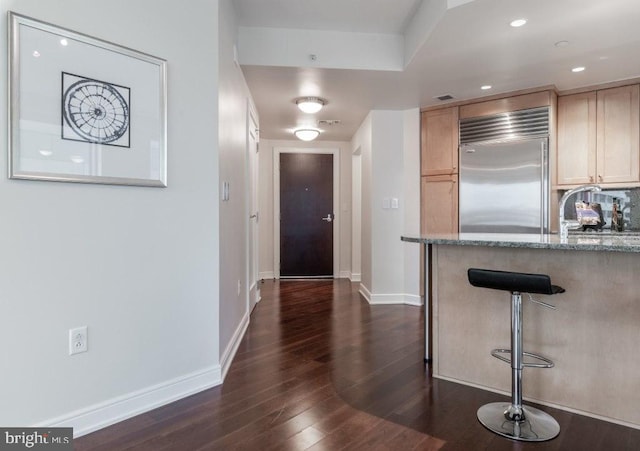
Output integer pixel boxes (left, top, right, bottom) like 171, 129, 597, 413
559, 188, 640, 231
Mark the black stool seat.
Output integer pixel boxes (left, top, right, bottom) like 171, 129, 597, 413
468, 268, 565, 295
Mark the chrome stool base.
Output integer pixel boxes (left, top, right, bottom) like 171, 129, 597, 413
477, 402, 560, 442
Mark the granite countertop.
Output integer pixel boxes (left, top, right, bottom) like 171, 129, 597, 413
400, 232, 640, 253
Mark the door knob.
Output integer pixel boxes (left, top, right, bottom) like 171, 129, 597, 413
321, 214, 333, 222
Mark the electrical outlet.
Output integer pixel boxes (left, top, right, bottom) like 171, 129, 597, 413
69, 326, 88, 355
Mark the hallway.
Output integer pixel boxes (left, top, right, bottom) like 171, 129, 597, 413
76, 280, 640, 450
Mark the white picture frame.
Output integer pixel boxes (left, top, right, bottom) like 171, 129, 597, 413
8, 12, 167, 187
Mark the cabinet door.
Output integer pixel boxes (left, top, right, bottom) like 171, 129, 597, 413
557, 92, 597, 185
596, 85, 640, 184
421, 175, 458, 234
421, 107, 459, 176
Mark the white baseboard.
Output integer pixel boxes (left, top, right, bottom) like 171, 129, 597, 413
358, 283, 372, 302
259, 271, 274, 280
41, 365, 222, 438
401, 294, 423, 306
355, 289, 423, 306
339, 270, 351, 279
368, 293, 422, 305
350, 273, 362, 282
220, 311, 250, 380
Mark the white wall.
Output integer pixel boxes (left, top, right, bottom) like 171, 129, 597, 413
0, 0, 223, 435
403, 109, 421, 301
217, 0, 255, 375
370, 111, 405, 298
351, 150, 362, 282
351, 115, 373, 294
258, 139, 352, 279
351, 109, 421, 305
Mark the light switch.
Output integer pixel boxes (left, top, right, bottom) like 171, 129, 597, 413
391, 198, 399, 209
382, 197, 391, 209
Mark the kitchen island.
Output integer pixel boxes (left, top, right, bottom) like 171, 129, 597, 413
401, 233, 640, 429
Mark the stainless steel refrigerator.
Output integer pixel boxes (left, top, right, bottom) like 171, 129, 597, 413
458, 107, 550, 234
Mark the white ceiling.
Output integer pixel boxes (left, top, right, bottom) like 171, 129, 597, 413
233, 0, 422, 33
235, 0, 640, 141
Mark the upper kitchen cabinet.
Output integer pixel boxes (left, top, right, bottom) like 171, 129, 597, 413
421, 107, 459, 176
557, 84, 640, 187
557, 92, 597, 185
597, 85, 640, 184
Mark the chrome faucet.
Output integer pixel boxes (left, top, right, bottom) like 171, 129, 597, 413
558, 184, 602, 239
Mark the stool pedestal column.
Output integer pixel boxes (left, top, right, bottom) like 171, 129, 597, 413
477, 291, 560, 441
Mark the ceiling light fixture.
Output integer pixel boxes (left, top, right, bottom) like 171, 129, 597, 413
510, 18, 527, 27
296, 97, 326, 114
294, 129, 320, 141
481, 85, 492, 90
571, 66, 586, 73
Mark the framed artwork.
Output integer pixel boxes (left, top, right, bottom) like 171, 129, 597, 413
8, 12, 167, 187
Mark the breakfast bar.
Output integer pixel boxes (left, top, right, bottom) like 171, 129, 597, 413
401, 233, 640, 430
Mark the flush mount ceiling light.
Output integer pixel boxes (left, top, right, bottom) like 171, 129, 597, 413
510, 18, 527, 27
572, 66, 586, 73
481, 85, 492, 90
296, 97, 326, 114
294, 129, 320, 141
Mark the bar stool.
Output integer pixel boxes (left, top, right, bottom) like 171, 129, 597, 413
467, 268, 565, 442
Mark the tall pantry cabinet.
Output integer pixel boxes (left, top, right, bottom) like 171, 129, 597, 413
420, 107, 459, 234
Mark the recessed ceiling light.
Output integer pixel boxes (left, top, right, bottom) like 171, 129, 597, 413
554, 40, 569, 47
70, 156, 85, 163
294, 129, 320, 141
60, 38, 68, 46
510, 18, 527, 27
481, 85, 492, 90
38, 149, 52, 157
571, 66, 586, 73
296, 97, 326, 114
32, 50, 40, 58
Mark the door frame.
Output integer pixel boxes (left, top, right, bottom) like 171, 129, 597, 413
273, 147, 340, 279
246, 102, 260, 311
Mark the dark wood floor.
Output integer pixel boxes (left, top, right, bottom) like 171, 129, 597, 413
76, 280, 640, 450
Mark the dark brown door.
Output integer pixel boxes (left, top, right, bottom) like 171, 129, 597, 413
280, 153, 333, 277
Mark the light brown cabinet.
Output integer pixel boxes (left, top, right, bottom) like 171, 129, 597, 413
421, 107, 459, 176
420, 107, 459, 233
557, 84, 640, 186
557, 92, 597, 185
421, 175, 458, 234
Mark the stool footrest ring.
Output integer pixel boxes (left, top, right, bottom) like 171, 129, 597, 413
491, 349, 555, 368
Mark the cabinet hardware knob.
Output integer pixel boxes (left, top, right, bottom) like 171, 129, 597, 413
598, 175, 603, 182
589, 176, 594, 182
